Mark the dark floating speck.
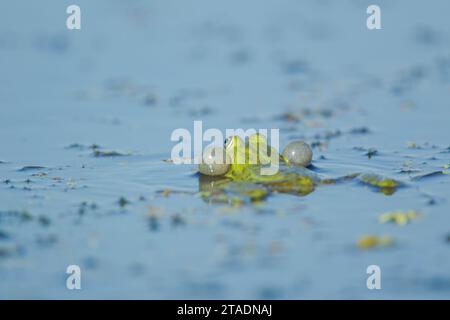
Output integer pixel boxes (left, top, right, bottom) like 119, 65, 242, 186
129, 263, 146, 277
148, 215, 159, 231
313, 130, 341, 140
281, 59, 309, 75
36, 234, 58, 247
0, 210, 33, 224
66, 143, 102, 150
34, 33, 70, 54
118, 196, 130, 208
65, 143, 85, 150
83, 256, 99, 270
171, 213, 186, 227
391, 65, 426, 96
349, 127, 371, 135
93, 149, 128, 157
17, 166, 46, 172
78, 201, 98, 216
413, 25, 441, 46
435, 56, 450, 83
143, 93, 158, 106
0, 244, 24, 259
0, 230, 10, 240
412, 170, 447, 181
189, 106, 214, 117
38, 215, 51, 227
229, 49, 251, 65
365, 148, 378, 159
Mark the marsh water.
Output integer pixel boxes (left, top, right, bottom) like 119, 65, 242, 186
1, 0, 450, 299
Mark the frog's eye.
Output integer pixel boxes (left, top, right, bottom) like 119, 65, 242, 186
224, 137, 232, 148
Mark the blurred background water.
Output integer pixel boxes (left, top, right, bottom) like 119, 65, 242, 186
0, 0, 450, 299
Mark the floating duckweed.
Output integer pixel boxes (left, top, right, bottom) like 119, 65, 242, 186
359, 174, 401, 188
320, 173, 360, 185
379, 210, 420, 225
443, 164, 450, 174
358, 174, 402, 194
357, 235, 395, 249
282, 141, 313, 167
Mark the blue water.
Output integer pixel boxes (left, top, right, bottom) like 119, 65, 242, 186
1, 0, 450, 299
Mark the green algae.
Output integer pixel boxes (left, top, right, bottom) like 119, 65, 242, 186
357, 173, 403, 195
357, 235, 395, 249
378, 210, 420, 226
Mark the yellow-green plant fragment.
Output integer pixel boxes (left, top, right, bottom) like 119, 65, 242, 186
357, 235, 395, 249
358, 173, 402, 189
378, 210, 420, 225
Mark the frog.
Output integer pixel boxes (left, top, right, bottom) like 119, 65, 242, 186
197, 134, 403, 205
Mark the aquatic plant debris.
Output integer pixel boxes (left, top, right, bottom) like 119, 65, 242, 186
65, 143, 101, 150
0, 210, 33, 224
93, 149, 129, 157
357, 173, 402, 194
156, 189, 195, 197
118, 197, 130, 208
443, 164, 450, 174
412, 170, 450, 181
357, 235, 395, 249
17, 166, 47, 172
378, 210, 420, 226
0, 230, 10, 240
365, 148, 378, 159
